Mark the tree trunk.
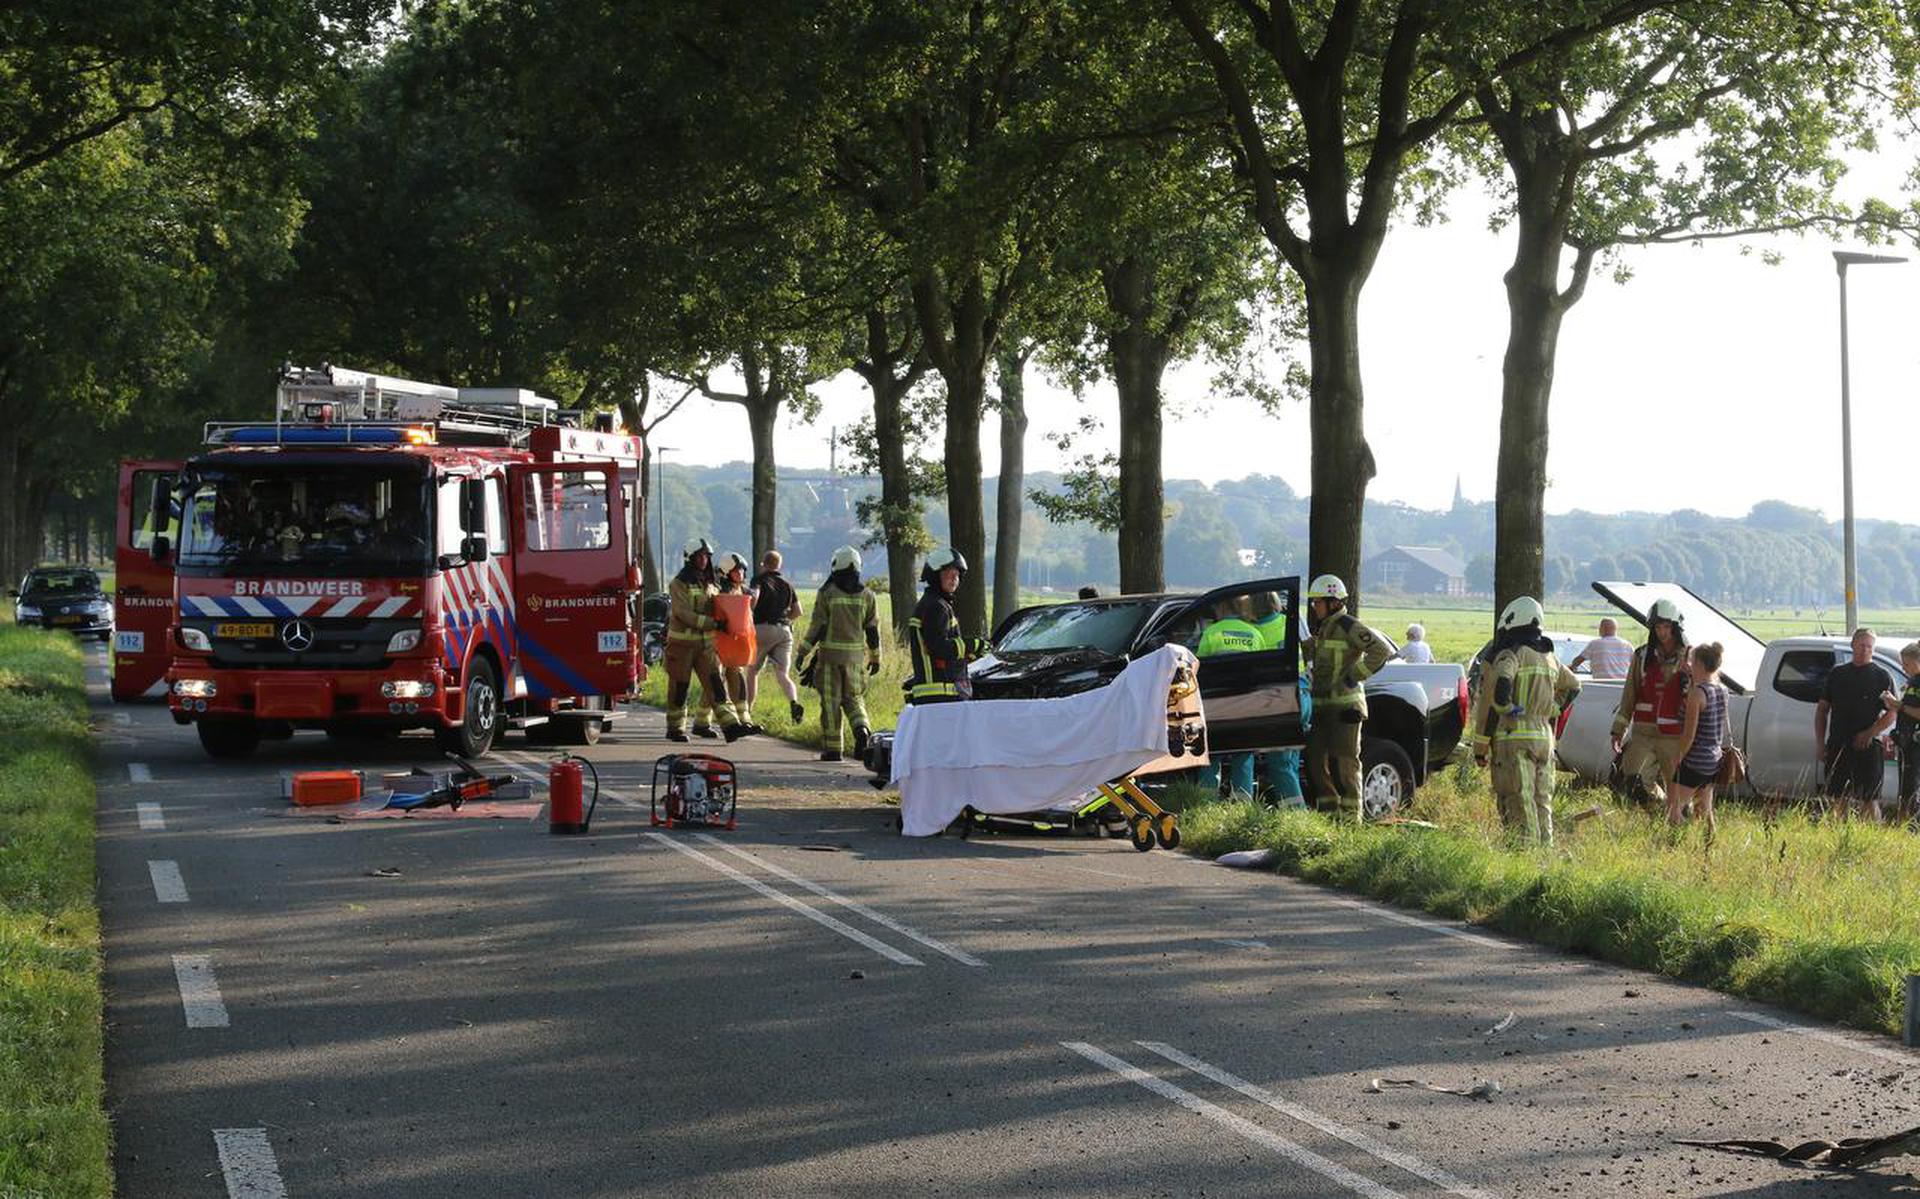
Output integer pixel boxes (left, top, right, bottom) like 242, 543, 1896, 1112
1302, 259, 1373, 609
747, 397, 778, 566
617, 393, 660, 593
0, 420, 19, 584
1104, 256, 1172, 595
992, 348, 1027, 629
1493, 171, 1576, 615
913, 270, 994, 637
872, 379, 919, 641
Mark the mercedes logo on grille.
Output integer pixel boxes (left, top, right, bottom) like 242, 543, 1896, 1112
280, 619, 315, 652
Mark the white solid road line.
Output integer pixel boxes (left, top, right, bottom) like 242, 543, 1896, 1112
1322, 895, 1513, 950
1137, 1041, 1494, 1199
1728, 1010, 1920, 1066
148, 860, 189, 904
213, 1128, 288, 1199
1061, 1042, 1403, 1199
644, 832, 924, 966
696, 834, 986, 967
128, 762, 153, 784
171, 954, 231, 1028
136, 802, 165, 831
497, 750, 644, 809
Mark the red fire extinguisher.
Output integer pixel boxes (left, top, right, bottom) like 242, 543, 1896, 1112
548, 753, 598, 834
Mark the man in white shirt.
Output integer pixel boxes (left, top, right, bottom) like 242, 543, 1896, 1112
1572, 618, 1633, 679
1400, 624, 1435, 663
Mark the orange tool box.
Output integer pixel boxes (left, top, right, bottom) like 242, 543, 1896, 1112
289, 770, 364, 806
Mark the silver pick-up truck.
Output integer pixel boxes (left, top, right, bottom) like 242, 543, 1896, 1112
1557, 581, 1912, 802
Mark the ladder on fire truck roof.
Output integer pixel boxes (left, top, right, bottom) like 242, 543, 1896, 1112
202, 364, 587, 447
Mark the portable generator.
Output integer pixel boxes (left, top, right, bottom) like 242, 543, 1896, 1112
649, 754, 738, 830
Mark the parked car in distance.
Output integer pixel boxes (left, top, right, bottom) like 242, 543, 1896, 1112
11, 565, 113, 639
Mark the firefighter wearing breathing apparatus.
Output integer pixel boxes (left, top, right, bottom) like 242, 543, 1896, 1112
1304, 574, 1390, 818
796, 545, 882, 763
907, 547, 988, 706
664, 537, 748, 743
1470, 596, 1581, 844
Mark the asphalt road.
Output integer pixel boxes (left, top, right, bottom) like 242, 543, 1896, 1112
91, 647, 1920, 1197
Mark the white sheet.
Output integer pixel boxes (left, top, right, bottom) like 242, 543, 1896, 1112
893, 645, 1203, 836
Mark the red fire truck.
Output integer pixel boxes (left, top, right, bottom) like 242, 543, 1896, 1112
114, 365, 644, 759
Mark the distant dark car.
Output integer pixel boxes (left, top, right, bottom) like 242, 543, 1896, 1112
12, 566, 113, 638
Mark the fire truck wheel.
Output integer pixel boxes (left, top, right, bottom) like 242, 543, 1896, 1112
559, 718, 604, 747
437, 657, 500, 758
197, 719, 261, 759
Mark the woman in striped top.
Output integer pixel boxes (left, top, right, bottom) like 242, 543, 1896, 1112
1670, 642, 1727, 838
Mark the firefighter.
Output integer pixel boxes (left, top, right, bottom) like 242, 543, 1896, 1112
1304, 574, 1389, 819
1470, 596, 1581, 844
907, 547, 987, 706
664, 537, 749, 743
1609, 597, 1690, 805
795, 546, 881, 762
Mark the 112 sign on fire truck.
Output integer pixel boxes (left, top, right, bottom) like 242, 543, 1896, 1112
114, 365, 646, 759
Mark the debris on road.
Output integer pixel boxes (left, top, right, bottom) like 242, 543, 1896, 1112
1214, 848, 1279, 869
367, 867, 403, 878
848, 970, 865, 981
1367, 1077, 1502, 1101
1674, 1125, 1920, 1169
1483, 1011, 1516, 1037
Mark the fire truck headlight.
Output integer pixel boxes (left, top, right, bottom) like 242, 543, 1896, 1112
180, 627, 212, 652
173, 678, 216, 699
385, 628, 423, 654
381, 680, 436, 699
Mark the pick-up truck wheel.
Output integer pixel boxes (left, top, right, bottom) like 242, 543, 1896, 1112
1359, 737, 1415, 820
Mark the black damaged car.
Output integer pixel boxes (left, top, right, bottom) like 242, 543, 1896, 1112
12, 565, 114, 639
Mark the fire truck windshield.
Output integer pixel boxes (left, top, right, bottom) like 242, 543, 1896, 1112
176, 465, 433, 577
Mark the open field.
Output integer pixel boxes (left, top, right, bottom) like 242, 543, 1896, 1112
0, 627, 110, 1196
1181, 768, 1920, 1036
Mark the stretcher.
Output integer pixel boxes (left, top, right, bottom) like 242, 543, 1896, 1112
891, 645, 1207, 848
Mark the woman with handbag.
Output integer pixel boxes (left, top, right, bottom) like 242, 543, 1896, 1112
1670, 642, 1728, 841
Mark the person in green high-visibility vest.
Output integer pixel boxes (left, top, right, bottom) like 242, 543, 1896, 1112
1249, 590, 1311, 808
1195, 597, 1261, 798
1304, 574, 1389, 819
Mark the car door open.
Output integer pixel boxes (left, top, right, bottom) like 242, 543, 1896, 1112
1137, 576, 1303, 754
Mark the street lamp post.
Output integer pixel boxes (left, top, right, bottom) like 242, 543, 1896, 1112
1834, 251, 1906, 633
655, 445, 678, 587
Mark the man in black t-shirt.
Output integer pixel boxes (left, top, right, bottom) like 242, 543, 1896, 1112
1815, 627, 1896, 819
747, 551, 805, 722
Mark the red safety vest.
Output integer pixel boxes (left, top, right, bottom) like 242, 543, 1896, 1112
1632, 649, 1688, 735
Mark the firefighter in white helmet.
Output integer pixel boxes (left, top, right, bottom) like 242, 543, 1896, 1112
1470, 596, 1581, 843
795, 545, 881, 762
1304, 574, 1389, 817
1610, 596, 1690, 805
664, 537, 749, 743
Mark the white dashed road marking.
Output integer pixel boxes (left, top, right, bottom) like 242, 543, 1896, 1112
1137, 1041, 1494, 1199
172, 954, 230, 1028
136, 802, 165, 830
128, 762, 153, 783
148, 860, 188, 903
697, 834, 986, 967
1062, 1042, 1403, 1199
213, 1128, 288, 1198
645, 832, 923, 966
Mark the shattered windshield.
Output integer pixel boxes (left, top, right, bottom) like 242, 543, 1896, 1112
177, 465, 433, 577
994, 601, 1158, 656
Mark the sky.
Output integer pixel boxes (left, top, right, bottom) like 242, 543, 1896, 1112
654, 156, 1920, 525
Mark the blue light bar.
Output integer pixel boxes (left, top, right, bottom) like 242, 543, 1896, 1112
223, 426, 410, 444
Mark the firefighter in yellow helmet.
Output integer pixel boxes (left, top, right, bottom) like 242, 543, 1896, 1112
1304, 574, 1389, 819
795, 545, 881, 762
1470, 596, 1581, 843
664, 537, 749, 743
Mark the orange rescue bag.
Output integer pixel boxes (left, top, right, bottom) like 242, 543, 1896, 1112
713, 593, 757, 668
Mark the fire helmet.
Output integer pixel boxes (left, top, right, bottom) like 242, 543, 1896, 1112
1647, 597, 1683, 626
921, 546, 967, 586
830, 545, 861, 573
1498, 596, 1545, 630
1306, 574, 1348, 602
682, 536, 714, 561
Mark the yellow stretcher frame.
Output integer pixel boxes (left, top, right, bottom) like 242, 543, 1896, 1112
1094, 777, 1179, 852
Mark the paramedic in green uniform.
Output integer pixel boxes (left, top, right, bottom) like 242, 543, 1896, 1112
1195, 597, 1261, 797
1250, 590, 1311, 807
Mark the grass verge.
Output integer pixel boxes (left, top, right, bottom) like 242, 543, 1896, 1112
1179, 766, 1920, 1037
0, 626, 110, 1196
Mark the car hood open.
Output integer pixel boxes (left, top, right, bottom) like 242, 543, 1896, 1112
1590, 581, 1766, 694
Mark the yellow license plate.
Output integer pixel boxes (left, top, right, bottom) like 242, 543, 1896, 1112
52, 615, 85, 625
216, 622, 275, 639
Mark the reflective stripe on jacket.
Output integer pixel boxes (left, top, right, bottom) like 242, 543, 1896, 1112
1308, 610, 1388, 716
1612, 644, 1688, 737
668, 572, 719, 643
908, 588, 976, 700
1471, 644, 1581, 749
800, 582, 878, 665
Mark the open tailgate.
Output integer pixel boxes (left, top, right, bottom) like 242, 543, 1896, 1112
1590, 581, 1766, 694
